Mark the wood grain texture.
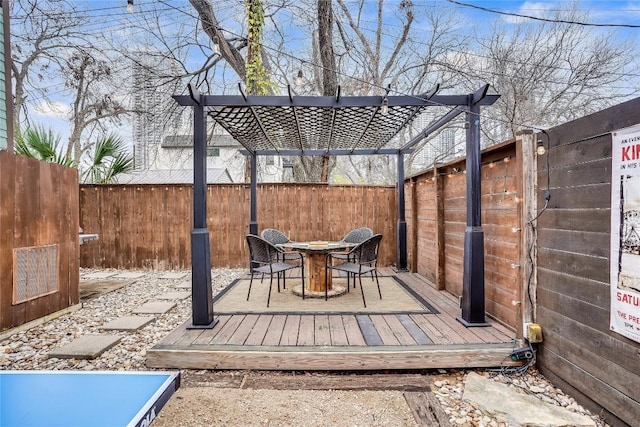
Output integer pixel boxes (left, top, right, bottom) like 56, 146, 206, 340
535, 100, 640, 427
0, 152, 78, 330
79, 184, 397, 269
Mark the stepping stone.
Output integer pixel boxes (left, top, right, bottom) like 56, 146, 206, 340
174, 281, 191, 289
132, 301, 176, 315
158, 272, 188, 279
157, 291, 191, 300
112, 272, 146, 279
463, 372, 596, 427
82, 272, 117, 279
48, 334, 121, 360
100, 316, 155, 331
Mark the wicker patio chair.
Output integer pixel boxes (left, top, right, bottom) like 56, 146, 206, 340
330, 227, 374, 287
261, 229, 304, 261
246, 234, 304, 306
325, 234, 383, 307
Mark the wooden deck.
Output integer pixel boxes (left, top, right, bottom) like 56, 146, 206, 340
146, 269, 518, 371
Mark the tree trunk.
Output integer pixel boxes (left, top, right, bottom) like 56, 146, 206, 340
315, 0, 338, 182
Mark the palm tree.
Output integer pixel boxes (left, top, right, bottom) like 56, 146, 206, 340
14, 125, 74, 167
82, 134, 134, 184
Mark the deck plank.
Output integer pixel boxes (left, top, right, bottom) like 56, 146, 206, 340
383, 314, 419, 345
175, 329, 205, 346
209, 315, 246, 345
280, 315, 300, 346
370, 315, 401, 345
328, 315, 349, 346
192, 316, 232, 345
315, 315, 331, 346
159, 321, 190, 346
397, 314, 433, 345
342, 315, 366, 346
244, 315, 273, 346
357, 315, 383, 346
262, 315, 287, 346
227, 314, 260, 345
297, 316, 315, 346
409, 314, 452, 344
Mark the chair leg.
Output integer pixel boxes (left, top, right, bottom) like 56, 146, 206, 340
267, 275, 274, 307
247, 274, 255, 301
374, 269, 381, 299
301, 263, 305, 300
324, 262, 329, 301
325, 268, 329, 301
358, 274, 367, 308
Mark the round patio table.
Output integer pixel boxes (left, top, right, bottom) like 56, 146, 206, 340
278, 241, 356, 298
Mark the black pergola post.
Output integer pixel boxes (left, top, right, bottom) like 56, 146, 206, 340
188, 88, 216, 329
249, 154, 258, 235
457, 90, 489, 327
396, 152, 408, 271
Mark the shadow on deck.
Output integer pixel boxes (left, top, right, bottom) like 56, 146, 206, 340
146, 268, 518, 371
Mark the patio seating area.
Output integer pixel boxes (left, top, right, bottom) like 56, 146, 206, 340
146, 267, 516, 371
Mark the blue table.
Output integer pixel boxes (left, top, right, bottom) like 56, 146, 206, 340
0, 370, 179, 427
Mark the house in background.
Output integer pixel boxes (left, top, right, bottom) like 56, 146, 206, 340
150, 133, 243, 183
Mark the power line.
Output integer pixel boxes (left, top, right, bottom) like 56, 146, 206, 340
446, 0, 640, 28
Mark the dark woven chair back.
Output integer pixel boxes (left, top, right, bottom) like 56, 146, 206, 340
356, 234, 382, 264
261, 228, 291, 245
246, 234, 276, 265
342, 227, 373, 244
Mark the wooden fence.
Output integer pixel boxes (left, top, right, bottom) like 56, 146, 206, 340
0, 151, 79, 331
405, 141, 523, 329
79, 184, 397, 269
534, 98, 640, 427
79, 142, 524, 329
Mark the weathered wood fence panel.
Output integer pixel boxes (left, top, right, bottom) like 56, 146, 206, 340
536, 97, 640, 427
406, 142, 521, 329
79, 184, 396, 269
0, 151, 79, 331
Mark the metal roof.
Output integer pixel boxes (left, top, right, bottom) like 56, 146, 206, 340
173, 85, 500, 156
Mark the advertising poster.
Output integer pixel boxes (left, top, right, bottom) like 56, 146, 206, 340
611, 124, 640, 343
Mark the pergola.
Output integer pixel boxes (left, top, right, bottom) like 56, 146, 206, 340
174, 83, 500, 329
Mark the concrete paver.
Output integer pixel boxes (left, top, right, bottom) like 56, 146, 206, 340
100, 316, 155, 331
157, 291, 191, 300
82, 272, 117, 279
48, 334, 121, 360
112, 272, 147, 279
132, 301, 176, 315
158, 272, 188, 279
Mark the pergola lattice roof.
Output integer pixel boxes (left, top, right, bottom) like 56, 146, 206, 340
174, 87, 500, 156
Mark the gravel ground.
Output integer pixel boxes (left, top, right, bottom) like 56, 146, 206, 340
0, 269, 609, 427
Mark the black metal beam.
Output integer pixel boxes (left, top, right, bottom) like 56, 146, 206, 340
457, 91, 489, 327
189, 94, 216, 329
238, 148, 411, 156
400, 107, 464, 152
249, 154, 258, 236
396, 153, 408, 271
174, 94, 500, 108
